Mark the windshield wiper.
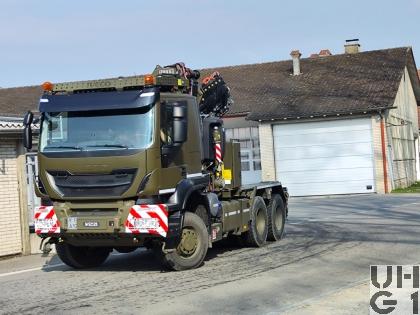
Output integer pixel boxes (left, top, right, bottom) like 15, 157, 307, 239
85, 144, 129, 149
44, 145, 83, 151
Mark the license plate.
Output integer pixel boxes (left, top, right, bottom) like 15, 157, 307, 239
84, 221, 100, 228
132, 218, 159, 229
35, 219, 55, 230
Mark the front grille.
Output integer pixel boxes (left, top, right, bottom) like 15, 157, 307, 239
48, 168, 137, 197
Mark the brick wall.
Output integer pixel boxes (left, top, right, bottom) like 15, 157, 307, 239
386, 67, 419, 188
0, 141, 22, 256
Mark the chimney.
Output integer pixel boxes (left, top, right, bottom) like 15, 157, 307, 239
345, 39, 361, 54
290, 50, 302, 75
319, 49, 332, 57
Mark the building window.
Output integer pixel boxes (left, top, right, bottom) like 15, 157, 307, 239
226, 127, 261, 172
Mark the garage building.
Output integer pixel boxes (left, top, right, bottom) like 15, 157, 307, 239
206, 42, 420, 195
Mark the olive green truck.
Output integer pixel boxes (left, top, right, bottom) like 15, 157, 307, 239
23, 63, 288, 270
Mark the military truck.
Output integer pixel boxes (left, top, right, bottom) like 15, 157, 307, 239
23, 63, 288, 270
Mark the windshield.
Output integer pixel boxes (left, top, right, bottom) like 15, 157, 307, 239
40, 107, 154, 152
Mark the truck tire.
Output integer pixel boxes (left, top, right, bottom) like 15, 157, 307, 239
243, 196, 268, 247
56, 243, 111, 269
267, 194, 286, 241
194, 204, 209, 227
162, 211, 209, 271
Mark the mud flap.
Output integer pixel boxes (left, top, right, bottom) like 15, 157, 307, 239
164, 207, 183, 250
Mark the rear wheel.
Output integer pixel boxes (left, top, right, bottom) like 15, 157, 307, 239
243, 196, 268, 247
56, 243, 111, 269
267, 194, 286, 241
162, 211, 209, 271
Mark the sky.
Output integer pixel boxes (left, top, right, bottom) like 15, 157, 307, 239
0, 0, 419, 88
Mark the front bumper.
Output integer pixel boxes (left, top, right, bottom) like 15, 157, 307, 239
34, 203, 182, 247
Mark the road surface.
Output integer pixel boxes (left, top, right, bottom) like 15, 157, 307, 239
1, 194, 420, 314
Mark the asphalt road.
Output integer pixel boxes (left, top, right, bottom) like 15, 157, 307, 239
1, 194, 420, 314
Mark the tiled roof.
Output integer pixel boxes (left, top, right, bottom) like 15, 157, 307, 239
0, 47, 418, 124
0, 86, 42, 117
201, 47, 420, 121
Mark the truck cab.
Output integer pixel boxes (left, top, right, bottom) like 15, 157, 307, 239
24, 65, 288, 270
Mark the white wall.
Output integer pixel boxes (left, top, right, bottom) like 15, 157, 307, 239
386, 67, 419, 188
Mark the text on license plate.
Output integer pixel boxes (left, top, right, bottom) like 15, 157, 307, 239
132, 218, 159, 229
35, 219, 55, 229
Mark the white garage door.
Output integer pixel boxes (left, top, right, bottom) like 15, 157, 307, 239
273, 118, 375, 196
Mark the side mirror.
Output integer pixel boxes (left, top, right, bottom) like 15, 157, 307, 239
23, 111, 34, 126
23, 111, 33, 150
172, 103, 188, 144
23, 125, 32, 150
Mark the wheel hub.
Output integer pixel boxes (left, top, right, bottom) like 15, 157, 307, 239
178, 228, 198, 256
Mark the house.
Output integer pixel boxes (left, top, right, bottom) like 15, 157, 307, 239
202, 42, 420, 196
0, 86, 41, 256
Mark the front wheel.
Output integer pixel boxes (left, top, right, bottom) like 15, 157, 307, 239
56, 243, 111, 269
162, 212, 209, 271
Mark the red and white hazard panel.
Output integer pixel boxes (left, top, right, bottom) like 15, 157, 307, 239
215, 143, 222, 163
34, 206, 61, 234
124, 204, 168, 237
